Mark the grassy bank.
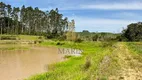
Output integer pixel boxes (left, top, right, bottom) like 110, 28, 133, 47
126, 42, 142, 62
0, 34, 42, 40
126, 42, 142, 54
0, 44, 30, 50
26, 41, 119, 80
0, 35, 43, 50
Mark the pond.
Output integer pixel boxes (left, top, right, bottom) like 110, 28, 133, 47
0, 46, 82, 80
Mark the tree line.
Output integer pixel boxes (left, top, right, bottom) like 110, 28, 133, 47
121, 22, 142, 41
78, 21, 142, 42
1, 2, 141, 41
77, 22, 142, 42
77, 31, 119, 42
0, 2, 75, 39
78, 22, 142, 42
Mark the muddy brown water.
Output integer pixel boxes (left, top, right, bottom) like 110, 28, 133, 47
0, 47, 81, 80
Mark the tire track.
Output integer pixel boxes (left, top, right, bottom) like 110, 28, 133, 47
109, 43, 142, 80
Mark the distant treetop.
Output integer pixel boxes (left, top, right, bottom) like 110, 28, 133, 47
82, 30, 89, 33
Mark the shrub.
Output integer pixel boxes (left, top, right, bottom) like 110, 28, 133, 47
58, 35, 66, 41
56, 42, 65, 45
34, 40, 43, 44
75, 38, 83, 43
38, 36, 43, 39
0, 36, 17, 40
121, 22, 142, 41
64, 55, 72, 59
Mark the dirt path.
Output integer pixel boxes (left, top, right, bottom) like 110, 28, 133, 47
109, 43, 142, 80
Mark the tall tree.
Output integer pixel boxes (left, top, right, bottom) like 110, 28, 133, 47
20, 5, 26, 34
12, 7, 20, 34
0, 2, 71, 38
0, 2, 6, 35
6, 4, 12, 34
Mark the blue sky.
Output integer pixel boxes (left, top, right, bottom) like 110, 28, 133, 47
2, 0, 142, 33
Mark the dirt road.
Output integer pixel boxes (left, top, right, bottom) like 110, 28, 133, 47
109, 43, 142, 80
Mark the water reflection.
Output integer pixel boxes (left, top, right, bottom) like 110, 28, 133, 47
0, 47, 82, 80
0, 47, 64, 80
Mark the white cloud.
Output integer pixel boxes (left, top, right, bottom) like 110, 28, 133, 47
40, 2, 142, 10
113, 12, 139, 18
109, 12, 142, 21
80, 2, 142, 10
74, 16, 136, 26
41, 2, 142, 10
29, 1, 142, 11
70, 16, 138, 32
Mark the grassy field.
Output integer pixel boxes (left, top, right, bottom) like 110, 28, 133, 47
26, 41, 120, 80
0, 34, 42, 40
0, 35, 141, 79
26, 41, 142, 80
126, 42, 142, 54
0, 35, 43, 50
106, 42, 142, 80
19, 35, 42, 40
126, 42, 142, 63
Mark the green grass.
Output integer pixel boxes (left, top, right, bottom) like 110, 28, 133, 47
0, 34, 42, 40
0, 35, 43, 50
26, 41, 118, 80
19, 35, 41, 40
0, 35, 40, 50
126, 42, 142, 62
126, 42, 142, 54
0, 35, 120, 79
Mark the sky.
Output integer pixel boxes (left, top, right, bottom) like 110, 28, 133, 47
2, 0, 142, 33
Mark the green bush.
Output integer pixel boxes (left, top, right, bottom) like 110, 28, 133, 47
56, 42, 65, 45
75, 38, 83, 43
84, 56, 91, 70
38, 36, 43, 39
0, 36, 17, 40
121, 22, 142, 41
